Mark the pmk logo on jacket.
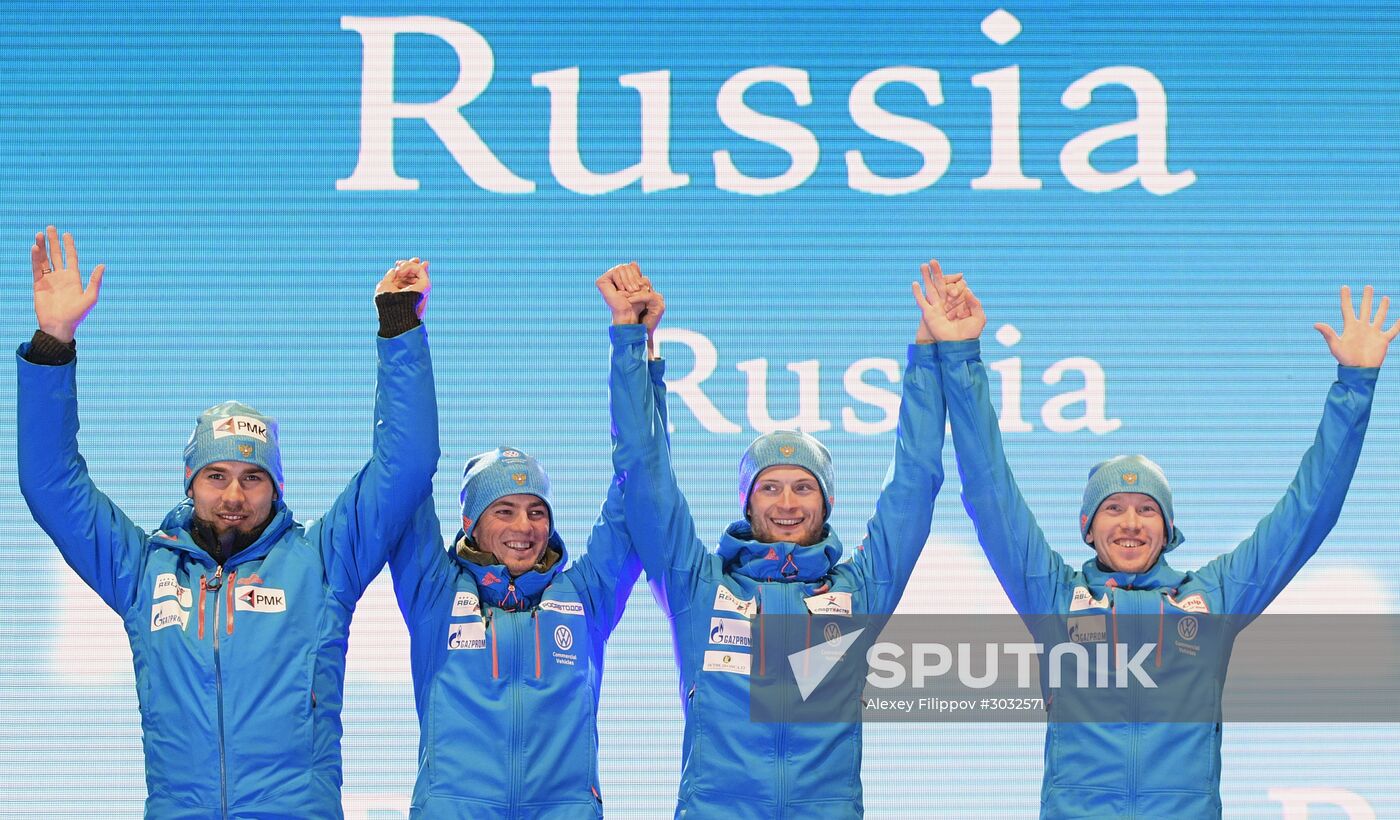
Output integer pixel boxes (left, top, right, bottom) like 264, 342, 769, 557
235, 587, 287, 612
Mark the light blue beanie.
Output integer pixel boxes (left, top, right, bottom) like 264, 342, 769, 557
737, 429, 835, 520
1080, 455, 1183, 551
460, 447, 554, 536
183, 401, 284, 496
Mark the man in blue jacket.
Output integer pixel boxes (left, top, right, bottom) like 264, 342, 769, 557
17, 226, 439, 819
917, 262, 1397, 819
604, 261, 958, 818
385, 266, 664, 818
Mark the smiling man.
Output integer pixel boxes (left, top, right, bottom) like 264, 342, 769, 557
920, 264, 1397, 819
16, 227, 438, 819
603, 261, 958, 818
385, 271, 666, 817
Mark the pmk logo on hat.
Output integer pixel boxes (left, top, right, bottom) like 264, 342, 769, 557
512, 473, 527, 486
779, 445, 796, 457
212, 416, 269, 443
237, 444, 254, 458
1122, 473, 1138, 484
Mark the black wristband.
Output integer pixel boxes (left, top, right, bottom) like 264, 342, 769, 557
25, 329, 76, 365
375, 291, 422, 338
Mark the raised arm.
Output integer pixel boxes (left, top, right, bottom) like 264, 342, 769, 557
18, 226, 146, 614
926, 263, 1071, 614
846, 265, 953, 612
319, 258, 440, 606
601, 264, 709, 617
571, 348, 669, 636
1202, 285, 1394, 614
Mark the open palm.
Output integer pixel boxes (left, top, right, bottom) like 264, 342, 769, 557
32, 226, 104, 344
1315, 284, 1400, 367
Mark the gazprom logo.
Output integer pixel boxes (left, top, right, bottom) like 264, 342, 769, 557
709, 617, 752, 648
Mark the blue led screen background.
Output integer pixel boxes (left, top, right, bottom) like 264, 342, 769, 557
1, 3, 1398, 816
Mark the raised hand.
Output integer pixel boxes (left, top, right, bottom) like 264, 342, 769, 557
32, 226, 104, 344
911, 259, 984, 342
375, 257, 431, 318
597, 261, 651, 325
1314, 284, 1400, 367
632, 275, 665, 337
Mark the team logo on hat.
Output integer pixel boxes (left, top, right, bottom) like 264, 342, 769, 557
780, 445, 795, 457
212, 416, 269, 443
512, 473, 527, 485
502, 449, 520, 458
1122, 473, 1138, 484
238, 444, 253, 458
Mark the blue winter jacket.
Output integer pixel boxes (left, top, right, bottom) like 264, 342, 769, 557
938, 338, 1377, 820
386, 346, 665, 819
609, 324, 947, 819
16, 327, 438, 820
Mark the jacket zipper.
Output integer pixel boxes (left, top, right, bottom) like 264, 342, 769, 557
771, 584, 788, 813
1126, 590, 1138, 810
208, 565, 229, 819
509, 606, 523, 813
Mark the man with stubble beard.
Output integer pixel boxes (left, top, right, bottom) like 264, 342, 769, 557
17, 226, 438, 818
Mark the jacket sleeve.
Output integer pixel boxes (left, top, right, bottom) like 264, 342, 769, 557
939, 339, 1072, 614
318, 325, 440, 607
572, 357, 669, 635
387, 496, 453, 623
17, 348, 147, 615
849, 343, 947, 612
1197, 366, 1377, 614
609, 323, 709, 618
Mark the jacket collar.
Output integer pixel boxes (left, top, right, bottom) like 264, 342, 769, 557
1081, 555, 1188, 592
717, 520, 842, 583
451, 530, 566, 611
